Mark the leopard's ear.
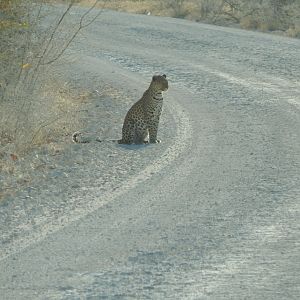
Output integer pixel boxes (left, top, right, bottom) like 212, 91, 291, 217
162, 74, 166, 78
152, 75, 157, 81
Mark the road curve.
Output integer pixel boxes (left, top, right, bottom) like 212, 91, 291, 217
0, 8, 300, 299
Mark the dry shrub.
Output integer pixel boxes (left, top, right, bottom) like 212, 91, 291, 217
1, 1, 100, 157
161, 0, 189, 18
256, 13, 283, 32
286, 24, 300, 38
0, 0, 103, 203
24, 76, 89, 148
197, 0, 224, 21
240, 16, 258, 30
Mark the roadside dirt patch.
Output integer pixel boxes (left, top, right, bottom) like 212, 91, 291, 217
0, 78, 125, 203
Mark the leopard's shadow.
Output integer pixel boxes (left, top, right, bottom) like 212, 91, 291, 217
117, 143, 151, 151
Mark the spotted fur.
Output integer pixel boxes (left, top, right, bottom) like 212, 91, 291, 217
72, 74, 168, 145
118, 74, 168, 144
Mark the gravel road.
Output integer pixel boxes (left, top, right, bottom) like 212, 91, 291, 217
0, 7, 300, 299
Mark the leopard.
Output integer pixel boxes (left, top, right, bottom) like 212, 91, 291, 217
72, 74, 168, 145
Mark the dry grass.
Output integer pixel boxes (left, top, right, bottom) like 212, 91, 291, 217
0, 1, 99, 155
78, 0, 160, 14
0, 76, 88, 161
0, 76, 91, 201
76, 0, 300, 37
25, 79, 89, 147
0, 0, 100, 197
0, 80, 123, 202
286, 24, 300, 38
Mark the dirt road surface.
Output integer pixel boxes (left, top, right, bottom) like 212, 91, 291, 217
0, 7, 300, 299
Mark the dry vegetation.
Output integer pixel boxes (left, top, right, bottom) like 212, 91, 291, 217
0, 0, 100, 199
80, 0, 300, 38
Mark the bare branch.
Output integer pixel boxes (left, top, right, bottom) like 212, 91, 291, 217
42, 0, 103, 65
37, 2, 75, 67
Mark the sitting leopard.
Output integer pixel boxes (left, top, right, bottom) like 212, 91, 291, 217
72, 74, 168, 144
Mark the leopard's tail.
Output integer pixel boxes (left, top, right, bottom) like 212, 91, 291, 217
72, 131, 121, 144
72, 131, 91, 143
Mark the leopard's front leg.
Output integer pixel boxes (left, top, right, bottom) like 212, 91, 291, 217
148, 120, 161, 143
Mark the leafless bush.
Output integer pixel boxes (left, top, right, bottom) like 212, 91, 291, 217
222, 0, 300, 32
159, 0, 190, 18
0, 0, 101, 155
197, 0, 224, 21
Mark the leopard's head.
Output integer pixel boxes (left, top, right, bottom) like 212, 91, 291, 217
151, 74, 168, 92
